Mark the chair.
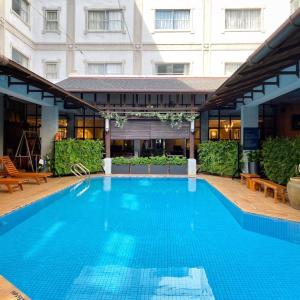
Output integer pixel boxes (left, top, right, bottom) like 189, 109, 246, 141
0, 178, 25, 193
0, 156, 52, 184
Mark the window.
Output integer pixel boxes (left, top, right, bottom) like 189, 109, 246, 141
87, 63, 122, 75
225, 8, 262, 31
87, 10, 123, 31
12, 48, 29, 68
224, 62, 242, 76
44, 10, 59, 32
45, 62, 58, 79
12, 0, 30, 24
291, 0, 300, 13
155, 9, 190, 30
156, 63, 189, 75
75, 115, 104, 140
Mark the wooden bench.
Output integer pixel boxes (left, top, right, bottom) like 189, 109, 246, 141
0, 178, 25, 193
250, 178, 286, 203
240, 173, 260, 189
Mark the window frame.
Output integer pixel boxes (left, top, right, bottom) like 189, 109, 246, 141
44, 61, 60, 80
85, 8, 124, 33
43, 8, 61, 34
154, 9, 191, 32
11, 47, 29, 68
86, 62, 124, 75
11, 0, 30, 26
223, 7, 263, 32
155, 63, 190, 75
224, 62, 243, 76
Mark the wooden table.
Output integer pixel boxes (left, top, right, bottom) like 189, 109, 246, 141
240, 173, 260, 189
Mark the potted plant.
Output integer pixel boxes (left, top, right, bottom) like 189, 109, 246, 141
150, 156, 169, 174
247, 150, 261, 174
287, 164, 300, 209
112, 157, 130, 174
130, 157, 149, 174
169, 156, 187, 175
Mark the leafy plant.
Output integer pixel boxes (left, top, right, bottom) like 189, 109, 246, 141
262, 137, 300, 184
112, 156, 187, 166
247, 150, 262, 163
54, 139, 104, 176
198, 141, 240, 176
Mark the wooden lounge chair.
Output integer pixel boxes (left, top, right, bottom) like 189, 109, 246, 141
0, 156, 52, 184
0, 178, 25, 193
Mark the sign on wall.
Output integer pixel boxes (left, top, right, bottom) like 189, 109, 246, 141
243, 128, 260, 150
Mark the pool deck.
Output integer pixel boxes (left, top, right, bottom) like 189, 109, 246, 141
0, 174, 300, 223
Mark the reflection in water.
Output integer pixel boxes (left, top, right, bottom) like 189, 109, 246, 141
66, 266, 215, 299
121, 193, 139, 211
188, 178, 197, 192
103, 177, 112, 192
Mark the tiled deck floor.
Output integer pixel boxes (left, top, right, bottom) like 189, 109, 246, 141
1, 174, 300, 222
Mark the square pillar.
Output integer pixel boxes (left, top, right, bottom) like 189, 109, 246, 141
241, 105, 259, 173
200, 111, 209, 142
0, 96, 4, 155
105, 119, 111, 158
134, 140, 141, 157
67, 113, 75, 139
40, 106, 59, 157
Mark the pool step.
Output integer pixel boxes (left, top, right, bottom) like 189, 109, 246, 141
0, 275, 30, 300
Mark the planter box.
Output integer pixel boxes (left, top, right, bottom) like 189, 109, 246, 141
150, 165, 169, 174
130, 165, 149, 174
169, 165, 187, 175
112, 164, 130, 174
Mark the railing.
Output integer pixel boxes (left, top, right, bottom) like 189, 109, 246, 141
70, 163, 91, 180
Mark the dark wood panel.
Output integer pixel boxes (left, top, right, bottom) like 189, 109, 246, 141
111, 120, 190, 140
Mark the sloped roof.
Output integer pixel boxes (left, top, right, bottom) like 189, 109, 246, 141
57, 76, 227, 93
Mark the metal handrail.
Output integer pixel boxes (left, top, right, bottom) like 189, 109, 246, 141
70, 163, 90, 180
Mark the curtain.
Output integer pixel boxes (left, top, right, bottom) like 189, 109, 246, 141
88, 11, 105, 30
108, 11, 122, 31
88, 64, 105, 75
106, 63, 122, 74
156, 10, 190, 30
155, 10, 173, 29
225, 9, 261, 31
46, 11, 58, 31
173, 10, 190, 30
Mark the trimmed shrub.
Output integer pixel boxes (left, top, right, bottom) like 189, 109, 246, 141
198, 141, 240, 176
54, 139, 104, 176
262, 137, 300, 184
112, 156, 187, 166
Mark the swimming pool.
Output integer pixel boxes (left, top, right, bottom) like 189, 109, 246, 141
1, 177, 300, 299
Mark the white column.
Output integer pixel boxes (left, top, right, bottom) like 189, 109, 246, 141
0, 96, 4, 155
40, 106, 59, 157
241, 105, 259, 173
241, 105, 259, 146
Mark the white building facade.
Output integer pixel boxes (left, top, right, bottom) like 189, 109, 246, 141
0, 0, 295, 82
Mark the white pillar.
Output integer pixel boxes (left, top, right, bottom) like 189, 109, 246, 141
241, 105, 259, 147
188, 158, 197, 177
103, 158, 112, 175
241, 105, 259, 173
40, 106, 59, 157
0, 96, 4, 155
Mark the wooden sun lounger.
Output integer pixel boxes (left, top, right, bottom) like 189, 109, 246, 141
250, 177, 286, 203
0, 178, 25, 193
0, 156, 52, 184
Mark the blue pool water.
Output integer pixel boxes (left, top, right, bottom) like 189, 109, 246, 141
1, 177, 300, 300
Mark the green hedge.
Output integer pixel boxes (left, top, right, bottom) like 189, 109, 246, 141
54, 139, 104, 176
198, 141, 240, 176
112, 156, 187, 166
262, 137, 300, 184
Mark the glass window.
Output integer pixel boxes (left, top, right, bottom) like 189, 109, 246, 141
45, 62, 58, 79
291, 0, 300, 13
12, 0, 29, 23
224, 62, 242, 76
155, 10, 190, 30
44, 10, 59, 32
209, 129, 219, 140
156, 63, 189, 75
87, 10, 123, 31
225, 9, 262, 31
12, 48, 29, 68
87, 63, 122, 75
